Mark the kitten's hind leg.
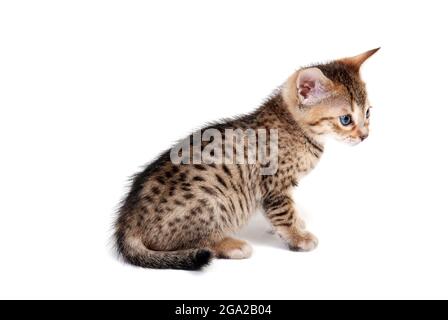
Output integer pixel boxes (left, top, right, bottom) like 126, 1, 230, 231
211, 237, 253, 259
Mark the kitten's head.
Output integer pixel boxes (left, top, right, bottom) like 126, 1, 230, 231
284, 48, 379, 145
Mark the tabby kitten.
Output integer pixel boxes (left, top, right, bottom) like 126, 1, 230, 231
115, 49, 379, 270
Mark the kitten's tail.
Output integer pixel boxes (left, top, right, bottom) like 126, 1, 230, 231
115, 232, 213, 271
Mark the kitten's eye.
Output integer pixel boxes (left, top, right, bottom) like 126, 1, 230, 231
366, 108, 371, 119
339, 115, 352, 126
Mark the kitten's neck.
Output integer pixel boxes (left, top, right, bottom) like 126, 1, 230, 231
261, 92, 325, 151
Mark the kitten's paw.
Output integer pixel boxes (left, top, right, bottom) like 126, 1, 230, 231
213, 238, 253, 259
226, 243, 253, 259
288, 231, 318, 252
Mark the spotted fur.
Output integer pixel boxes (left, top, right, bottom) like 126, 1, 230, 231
115, 49, 378, 270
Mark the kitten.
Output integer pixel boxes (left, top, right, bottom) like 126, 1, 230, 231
115, 49, 379, 270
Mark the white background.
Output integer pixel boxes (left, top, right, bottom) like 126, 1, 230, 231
1, 1, 447, 300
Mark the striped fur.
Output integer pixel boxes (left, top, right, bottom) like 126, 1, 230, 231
115, 49, 378, 270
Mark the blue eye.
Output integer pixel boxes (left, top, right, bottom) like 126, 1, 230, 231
366, 108, 371, 119
339, 115, 352, 126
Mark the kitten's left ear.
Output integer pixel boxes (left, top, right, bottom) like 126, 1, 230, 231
340, 48, 380, 71
296, 67, 334, 106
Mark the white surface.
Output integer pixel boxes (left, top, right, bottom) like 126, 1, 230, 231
1, 1, 447, 299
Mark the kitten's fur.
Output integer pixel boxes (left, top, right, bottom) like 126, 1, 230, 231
115, 49, 379, 270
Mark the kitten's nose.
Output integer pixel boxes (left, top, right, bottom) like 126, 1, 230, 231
360, 133, 369, 141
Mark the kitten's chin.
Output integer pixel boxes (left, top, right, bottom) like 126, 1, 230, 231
344, 138, 362, 146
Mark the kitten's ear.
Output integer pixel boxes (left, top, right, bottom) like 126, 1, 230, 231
340, 48, 380, 71
296, 67, 333, 106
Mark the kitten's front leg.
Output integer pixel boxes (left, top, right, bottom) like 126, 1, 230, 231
262, 192, 318, 252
